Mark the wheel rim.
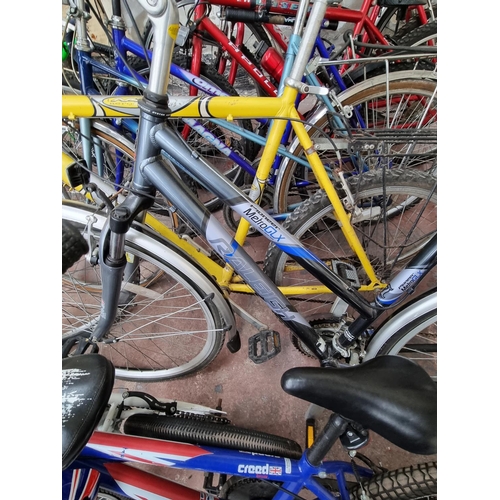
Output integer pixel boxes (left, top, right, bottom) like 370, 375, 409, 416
277, 80, 437, 214
268, 171, 437, 317
62, 233, 222, 381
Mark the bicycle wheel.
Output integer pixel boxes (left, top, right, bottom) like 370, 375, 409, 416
365, 287, 437, 381
349, 461, 437, 500
273, 75, 437, 215
62, 202, 229, 382
263, 168, 437, 316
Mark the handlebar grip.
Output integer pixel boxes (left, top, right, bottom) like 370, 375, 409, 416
224, 7, 338, 29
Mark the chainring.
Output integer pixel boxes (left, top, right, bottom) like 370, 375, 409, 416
290, 314, 351, 358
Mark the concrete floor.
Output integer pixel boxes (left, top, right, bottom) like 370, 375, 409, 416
112, 218, 437, 494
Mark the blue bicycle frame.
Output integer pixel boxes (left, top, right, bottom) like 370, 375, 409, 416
63, 430, 372, 500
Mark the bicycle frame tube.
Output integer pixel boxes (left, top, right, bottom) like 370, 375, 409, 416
190, 3, 279, 96
63, 459, 206, 500
62, 78, 385, 290
147, 123, 375, 313
62, 0, 435, 356
64, 430, 372, 500
205, 0, 391, 45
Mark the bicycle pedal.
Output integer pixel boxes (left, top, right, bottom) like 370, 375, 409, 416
330, 260, 361, 288
65, 159, 90, 188
203, 472, 227, 495
248, 330, 281, 364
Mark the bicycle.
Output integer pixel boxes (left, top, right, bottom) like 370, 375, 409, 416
62, 0, 437, 382
142, 0, 436, 97
63, 0, 269, 213
63, 351, 437, 499
62, 0, 437, 220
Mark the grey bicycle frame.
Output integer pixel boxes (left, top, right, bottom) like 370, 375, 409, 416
87, 0, 437, 364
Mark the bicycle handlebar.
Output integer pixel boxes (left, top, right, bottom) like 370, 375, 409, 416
223, 7, 338, 30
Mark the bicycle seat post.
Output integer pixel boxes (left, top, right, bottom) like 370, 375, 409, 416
305, 413, 347, 467
285, 0, 329, 91
135, 0, 179, 97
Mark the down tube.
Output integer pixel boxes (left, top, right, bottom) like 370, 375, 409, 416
141, 156, 328, 361
151, 124, 376, 321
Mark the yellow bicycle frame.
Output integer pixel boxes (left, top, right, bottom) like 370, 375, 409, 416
62, 89, 384, 294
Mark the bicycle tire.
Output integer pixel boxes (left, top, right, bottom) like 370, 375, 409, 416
273, 75, 437, 215
263, 168, 437, 315
62, 201, 231, 382
349, 461, 437, 500
375, 5, 410, 41
375, 4, 436, 43
394, 19, 437, 47
365, 287, 437, 381
97, 490, 132, 500
123, 414, 303, 459
62, 219, 89, 274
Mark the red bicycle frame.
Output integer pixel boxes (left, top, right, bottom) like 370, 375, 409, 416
185, 0, 430, 97
191, 2, 279, 96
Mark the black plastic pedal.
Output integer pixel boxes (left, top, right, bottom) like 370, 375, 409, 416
203, 472, 227, 495
66, 159, 90, 188
330, 260, 360, 288
248, 330, 281, 364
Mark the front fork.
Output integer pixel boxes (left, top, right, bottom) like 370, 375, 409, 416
70, 104, 163, 354
88, 194, 153, 345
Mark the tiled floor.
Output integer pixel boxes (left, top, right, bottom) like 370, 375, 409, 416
114, 216, 437, 493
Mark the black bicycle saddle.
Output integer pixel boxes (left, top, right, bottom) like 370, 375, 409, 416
62, 354, 115, 469
281, 355, 436, 455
